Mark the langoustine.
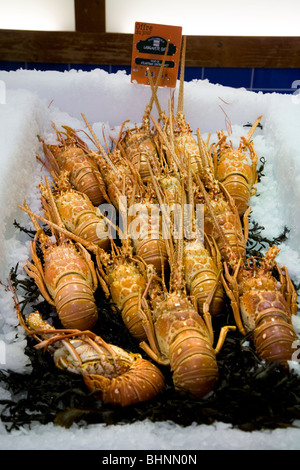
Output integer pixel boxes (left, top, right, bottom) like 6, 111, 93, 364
39, 124, 106, 207
19, 202, 99, 330
9, 280, 164, 407
39, 172, 110, 251
194, 128, 250, 266
222, 245, 299, 365
212, 116, 262, 216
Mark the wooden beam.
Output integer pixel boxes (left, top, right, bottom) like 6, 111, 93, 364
186, 35, 300, 68
75, 0, 105, 33
0, 30, 132, 65
0, 30, 300, 68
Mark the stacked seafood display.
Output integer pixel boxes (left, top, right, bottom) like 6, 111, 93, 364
10, 38, 299, 408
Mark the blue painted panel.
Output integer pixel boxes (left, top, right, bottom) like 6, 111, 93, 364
203, 67, 252, 88
69, 64, 110, 72
26, 62, 70, 71
110, 65, 131, 75
252, 68, 300, 91
0, 61, 26, 71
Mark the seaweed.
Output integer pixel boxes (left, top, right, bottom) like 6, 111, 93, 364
0, 218, 300, 433
246, 218, 290, 258
257, 156, 266, 183
243, 121, 264, 131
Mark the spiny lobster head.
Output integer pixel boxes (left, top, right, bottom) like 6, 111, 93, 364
238, 270, 279, 296
175, 111, 191, 135
33, 226, 57, 252
123, 125, 148, 148
52, 145, 84, 167
236, 250, 281, 295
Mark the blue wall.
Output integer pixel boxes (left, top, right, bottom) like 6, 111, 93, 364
1, 61, 300, 94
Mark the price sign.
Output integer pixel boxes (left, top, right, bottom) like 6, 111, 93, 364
131, 22, 182, 88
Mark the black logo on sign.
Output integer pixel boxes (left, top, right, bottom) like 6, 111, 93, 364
136, 37, 177, 55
